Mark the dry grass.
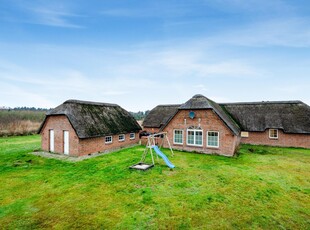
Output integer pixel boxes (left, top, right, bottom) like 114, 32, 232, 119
0, 110, 45, 136
0, 120, 42, 136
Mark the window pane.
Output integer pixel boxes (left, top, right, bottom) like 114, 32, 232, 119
105, 136, 112, 143
187, 130, 195, 144
119, 134, 125, 141
174, 130, 183, 144
195, 131, 203, 145
208, 132, 219, 147
270, 129, 278, 138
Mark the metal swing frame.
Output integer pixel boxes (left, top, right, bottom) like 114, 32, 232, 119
130, 132, 174, 170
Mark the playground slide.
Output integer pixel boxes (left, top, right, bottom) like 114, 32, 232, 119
152, 145, 175, 169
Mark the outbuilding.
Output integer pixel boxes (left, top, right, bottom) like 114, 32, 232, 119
39, 100, 141, 156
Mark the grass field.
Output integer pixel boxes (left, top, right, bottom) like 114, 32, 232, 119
0, 135, 309, 229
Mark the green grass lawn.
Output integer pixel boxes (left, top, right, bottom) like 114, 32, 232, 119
0, 135, 309, 229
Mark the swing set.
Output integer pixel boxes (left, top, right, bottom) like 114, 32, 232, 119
130, 132, 175, 170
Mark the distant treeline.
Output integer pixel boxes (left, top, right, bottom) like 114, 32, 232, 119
0, 106, 50, 111
0, 108, 48, 137
0, 107, 148, 137
130, 110, 150, 120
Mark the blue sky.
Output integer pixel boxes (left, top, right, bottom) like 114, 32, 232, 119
0, 0, 309, 111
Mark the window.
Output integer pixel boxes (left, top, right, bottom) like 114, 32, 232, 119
207, 131, 219, 148
130, 133, 135, 140
187, 127, 203, 146
173, 130, 183, 144
269, 129, 278, 139
105, 136, 112, 144
119, 134, 125, 142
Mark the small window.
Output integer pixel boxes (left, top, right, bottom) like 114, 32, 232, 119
241, 131, 249, 138
130, 133, 135, 140
105, 136, 112, 144
207, 131, 219, 148
174, 130, 183, 144
119, 134, 125, 142
269, 129, 278, 139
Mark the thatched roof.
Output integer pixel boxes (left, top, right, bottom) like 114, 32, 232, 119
39, 100, 141, 139
180, 94, 216, 109
143, 95, 240, 135
142, 104, 181, 129
221, 101, 310, 134
179, 95, 240, 135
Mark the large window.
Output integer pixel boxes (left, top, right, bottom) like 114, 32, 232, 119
207, 131, 219, 148
105, 136, 112, 144
187, 127, 203, 146
269, 129, 278, 139
173, 130, 183, 144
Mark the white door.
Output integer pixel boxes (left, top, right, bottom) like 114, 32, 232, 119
64, 131, 69, 155
49, 130, 54, 152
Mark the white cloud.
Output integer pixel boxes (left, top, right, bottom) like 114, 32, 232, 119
29, 7, 84, 28
0, 28, 309, 110
2, 1, 84, 28
0, 82, 55, 108
210, 17, 310, 47
101, 2, 191, 19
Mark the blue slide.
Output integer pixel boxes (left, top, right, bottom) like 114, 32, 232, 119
152, 145, 175, 169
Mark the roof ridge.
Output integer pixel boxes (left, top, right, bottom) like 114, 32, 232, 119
156, 104, 183, 107
64, 99, 118, 107
220, 100, 303, 105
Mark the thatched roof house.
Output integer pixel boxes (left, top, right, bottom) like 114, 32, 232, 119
143, 95, 240, 135
179, 94, 240, 135
221, 101, 310, 134
142, 104, 181, 131
39, 100, 141, 138
39, 100, 141, 156
143, 95, 310, 154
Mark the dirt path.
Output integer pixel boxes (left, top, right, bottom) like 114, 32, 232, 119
31, 151, 113, 162
30, 144, 138, 162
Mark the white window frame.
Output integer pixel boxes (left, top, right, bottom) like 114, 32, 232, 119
186, 128, 203, 147
207, 131, 219, 148
269, 129, 278, 139
130, 133, 135, 140
173, 129, 183, 145
105, 136, 112, 144
119, 134, 125, 142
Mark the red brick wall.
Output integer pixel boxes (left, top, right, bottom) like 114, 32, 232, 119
162, 110, 240, 156
40, 115, 79, 156
40, 115, 140, 156
241, 129, 310, 148
79, 132, 140, 156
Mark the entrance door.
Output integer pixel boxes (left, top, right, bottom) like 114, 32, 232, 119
64, 131, 69, 155
49, 130, 54, 152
